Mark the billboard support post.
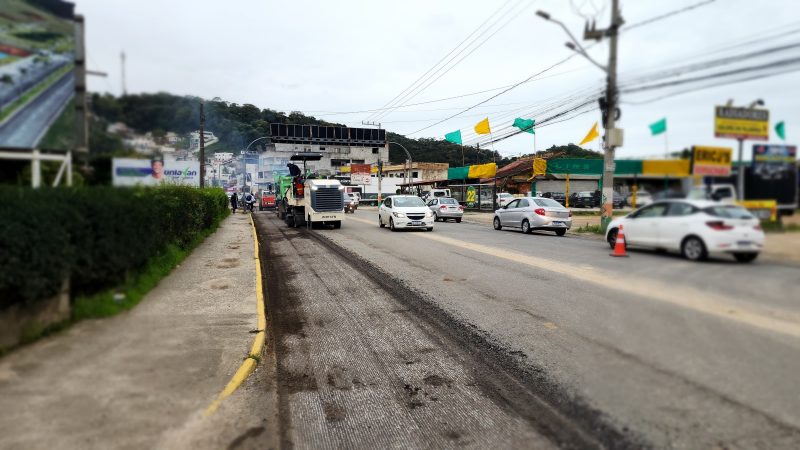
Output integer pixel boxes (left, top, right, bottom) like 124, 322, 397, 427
74, 15, 88, 153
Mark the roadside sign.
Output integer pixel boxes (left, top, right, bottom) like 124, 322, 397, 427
350, 163, 371, 185
714, 106, 769, 140
692, 146, 732, 176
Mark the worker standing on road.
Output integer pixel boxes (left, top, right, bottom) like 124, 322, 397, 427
230, 192, 238, 214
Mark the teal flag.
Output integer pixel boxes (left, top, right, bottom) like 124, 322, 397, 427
649, 118, 667, 135
444, 129, 462, 145
447, 166, 470, 180
775, 121, 786, 140
512, 118, 535, 134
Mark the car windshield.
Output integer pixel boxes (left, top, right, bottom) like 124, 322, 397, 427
393, 197, 426, 207
498, 193, 512, 198
704, 205, 754, 219
439, 198, 458, 205
534, 198, 563, 208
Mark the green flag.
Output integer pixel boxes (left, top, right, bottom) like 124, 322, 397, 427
444, 129, 462, 145
649, 118, 667, 135
776, 121, 786, 140
513, 118, 535, 134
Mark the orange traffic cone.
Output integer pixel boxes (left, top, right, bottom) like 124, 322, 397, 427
610, 224, 629, 257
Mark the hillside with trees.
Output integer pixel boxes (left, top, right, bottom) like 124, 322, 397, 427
89, 92, 598, 167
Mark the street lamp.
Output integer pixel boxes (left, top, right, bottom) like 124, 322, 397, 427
535, 10, 608, 72
388, 141, 412, 192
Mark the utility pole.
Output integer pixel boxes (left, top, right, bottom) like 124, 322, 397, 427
598, 0, 622, 231
73, 15, 88, 153
120, 51, 127, 95
199, 102, 205, 188
536, 1, 624, 231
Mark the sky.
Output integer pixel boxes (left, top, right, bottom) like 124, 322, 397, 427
75, 0, 799, 160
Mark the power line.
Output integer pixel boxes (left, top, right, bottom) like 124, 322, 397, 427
363, 0, 516, 122
371, 0, 535, 122
623, 0, 716, 31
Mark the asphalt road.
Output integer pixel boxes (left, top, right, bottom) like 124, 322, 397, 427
256, 209, 800, 449
0, 70, 73, 148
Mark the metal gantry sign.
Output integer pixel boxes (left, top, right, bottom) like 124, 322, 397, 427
714, 106, 769, 141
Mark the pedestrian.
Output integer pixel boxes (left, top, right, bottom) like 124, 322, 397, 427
230, 192, 238, 214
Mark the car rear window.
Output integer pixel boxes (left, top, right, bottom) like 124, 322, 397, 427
440, 198, 458, 205
703, 205, 754, 219
534, 198, 562, 207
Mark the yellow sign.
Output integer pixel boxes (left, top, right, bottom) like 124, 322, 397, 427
692, 146, 732, 176
738, 200, 777, 222
714, 106, 769, 140
532, 158, 546, 176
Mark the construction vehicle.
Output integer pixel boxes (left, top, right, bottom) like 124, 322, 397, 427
278, 153, 345, 228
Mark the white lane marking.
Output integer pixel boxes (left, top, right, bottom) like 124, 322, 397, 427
347, 215, 800, 339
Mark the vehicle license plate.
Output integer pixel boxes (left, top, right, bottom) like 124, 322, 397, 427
737, 240, 752, 247
552, 221, 565, 226
411, 221, 423, 226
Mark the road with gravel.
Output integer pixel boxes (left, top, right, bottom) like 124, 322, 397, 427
254, 209, 800, 449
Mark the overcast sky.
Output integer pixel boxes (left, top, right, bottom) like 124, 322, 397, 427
75, 0, 799, 160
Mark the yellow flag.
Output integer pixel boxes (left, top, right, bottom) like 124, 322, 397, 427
579, 122, 599, 146
474, 117, 491, 135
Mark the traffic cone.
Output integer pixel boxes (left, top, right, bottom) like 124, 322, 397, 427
610, 224, 629, 257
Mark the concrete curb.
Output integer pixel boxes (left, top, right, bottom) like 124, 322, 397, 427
203, 214, 267, 416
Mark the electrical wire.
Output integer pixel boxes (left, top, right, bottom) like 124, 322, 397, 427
623, 0, 716, 32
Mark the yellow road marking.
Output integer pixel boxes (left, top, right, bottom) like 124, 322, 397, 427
204, 215, 267, 417
347, 215, 800, 338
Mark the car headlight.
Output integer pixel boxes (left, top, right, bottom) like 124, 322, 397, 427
310, 185, 318, 191
392, 212, 406, 218
338, 185, 345, 191
424, 211, 433, 218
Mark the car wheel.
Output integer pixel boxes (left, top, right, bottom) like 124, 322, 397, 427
432, 212, 438, 222
681, 236, 707, 261
555, 229, 566, 236
455, 218, 462, 223
521, 219, 531, 234
379, 215, 385, 228
493, 217, 502, 230
733, 252, 758, 263
390, 218, 397, 232
607, 228, 618, 249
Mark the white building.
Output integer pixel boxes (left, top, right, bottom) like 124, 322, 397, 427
256, 124, 389, 188
189, 131, 219, 150
214, 152, 234, 163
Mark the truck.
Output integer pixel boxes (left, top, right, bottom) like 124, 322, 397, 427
690, 163, 797, 217
277, 153, 345, 229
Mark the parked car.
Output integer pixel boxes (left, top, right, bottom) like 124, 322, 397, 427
421, 189, 451, 202
569, 191, 597, 208
427, 197, 464, 222
379, 195, 434, 231
541, 192, 567, 206
626, 190, 653, 208
605, 200, 764, 262
612, 191, 626, 209
343, 193, 358, 213
496, 192, 514, 207
493, 197, 572, 236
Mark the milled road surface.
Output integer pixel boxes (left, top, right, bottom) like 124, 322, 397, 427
254, 213, 636, 449
256, 209, 800, 449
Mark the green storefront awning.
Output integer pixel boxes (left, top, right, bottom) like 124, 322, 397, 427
545, 158, 643, 175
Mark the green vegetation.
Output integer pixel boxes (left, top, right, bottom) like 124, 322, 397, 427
0, 186, 230, 308
39, 97, 76, 149
761, 220, 800, 233
575, 223, 604, 234
0, 63, 73, 122
12, 31, 63, 42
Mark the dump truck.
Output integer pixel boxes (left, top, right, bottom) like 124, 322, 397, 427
278, 153, 345, 228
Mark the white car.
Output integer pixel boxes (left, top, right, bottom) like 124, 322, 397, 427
378, 195, 434, 231
496, 192, 514, 208
605, 200, 765, 262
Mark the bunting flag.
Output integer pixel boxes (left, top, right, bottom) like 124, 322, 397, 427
467, 162, 497, 178
512, 118, 535, 134
444, 129, 462, 145
474, 117, 491, 135
649, 118, 667, 136
579, 122, 600, 146
775, 121, 786, 140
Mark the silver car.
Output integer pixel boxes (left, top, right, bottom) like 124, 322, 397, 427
427, 197, 464, 222
493, 197, 572, 236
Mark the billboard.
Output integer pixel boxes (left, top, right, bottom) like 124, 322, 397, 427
692, 146, 732, 176
714, 106, 769, 141
0, 0, 76, 150
112, 158, 200, 187
350, 163, 371, 185
752, 144, 797, 181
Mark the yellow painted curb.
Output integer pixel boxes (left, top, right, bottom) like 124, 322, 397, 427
204, 214, 267, 416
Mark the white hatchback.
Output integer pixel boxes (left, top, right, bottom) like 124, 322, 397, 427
605, 200, 765, 262
378, 195, 434, 231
